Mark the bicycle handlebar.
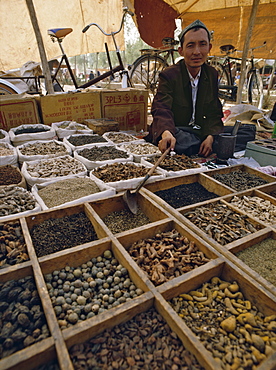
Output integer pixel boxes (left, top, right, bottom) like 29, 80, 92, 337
82, 7, 134, 35
228, 41, 267, 56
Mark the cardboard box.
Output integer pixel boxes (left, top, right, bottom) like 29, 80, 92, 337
0, 94, 41, 130
101, 88, 148, 132
39, 90, 101, 125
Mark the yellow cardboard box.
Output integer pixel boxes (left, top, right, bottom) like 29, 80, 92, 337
0, 94, 41, 130
100, 88, 148, 132
39, 90, 101, 125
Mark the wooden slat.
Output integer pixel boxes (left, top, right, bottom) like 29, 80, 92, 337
111, 237, 157, 293
63, 291, 154, 348
0, 262, 33, 283
84, 202, 111, 239
20, 218, 74, 370
0, 337, 55, 370
89, 191, 170, 224
159, 259, 224, 299
38, 238, 112, 275
258, 182, 276, 196
154, 291, 220, 370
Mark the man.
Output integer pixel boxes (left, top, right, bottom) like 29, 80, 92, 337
146, 20, 224, 157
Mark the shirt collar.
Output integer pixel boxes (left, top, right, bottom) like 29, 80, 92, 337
187, 68, 201, 84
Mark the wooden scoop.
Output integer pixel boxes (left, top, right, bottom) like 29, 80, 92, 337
123, 147, 171, 214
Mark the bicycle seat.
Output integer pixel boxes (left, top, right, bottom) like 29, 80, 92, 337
220, 44, 236, 53
162, 37, 179, 47
48, 28, 73, 39
140, 48, 160, 55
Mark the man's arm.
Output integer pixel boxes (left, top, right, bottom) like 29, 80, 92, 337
158, 130, 176, 152
148, 66, 181, 145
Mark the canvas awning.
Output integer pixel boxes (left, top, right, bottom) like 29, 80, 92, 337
125, 0, 276, 59
0, 0, 125, 71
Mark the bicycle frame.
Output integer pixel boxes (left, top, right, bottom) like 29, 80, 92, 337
0, 75, 42, 94
218, 55, 240, 102
48, 41, 126, 91
140, 37, 179, 66
1, 7, 133, 95
211, 42, 266, 104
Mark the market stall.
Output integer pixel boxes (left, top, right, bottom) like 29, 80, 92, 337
0, 121, 276, 369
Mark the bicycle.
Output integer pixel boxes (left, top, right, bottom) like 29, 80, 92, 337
208, 42, 266, 108
0, 7, 133, 96
129, 37, 180, 100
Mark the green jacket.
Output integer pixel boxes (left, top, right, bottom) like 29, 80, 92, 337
147, 60, 224, 144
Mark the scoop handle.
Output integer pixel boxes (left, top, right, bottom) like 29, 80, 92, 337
231, 120, 241, 136
134, 147, 171, 193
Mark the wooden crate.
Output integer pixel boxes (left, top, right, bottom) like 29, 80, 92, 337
83, 118, 119, 135
257, 182, 276, 198
1, 170, 276, 369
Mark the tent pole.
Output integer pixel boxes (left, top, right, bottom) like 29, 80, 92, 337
266, 60, 276, 97
236, 0, 260, 105
25, 0, 55, 94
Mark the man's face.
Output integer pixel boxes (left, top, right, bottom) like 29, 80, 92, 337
178, 28, 212, 73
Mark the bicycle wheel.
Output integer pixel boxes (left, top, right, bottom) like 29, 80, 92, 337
208, 60, 230, 85
248, 70, 264, 108
130, 54, 168, 96
0, 79, 21, 95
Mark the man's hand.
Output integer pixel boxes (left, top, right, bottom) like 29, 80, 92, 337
158, 130, 176, 153
198, 135, 213, 157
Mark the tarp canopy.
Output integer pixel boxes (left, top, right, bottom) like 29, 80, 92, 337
1, 0, 275, 71
125, 0, 276, 59
0, 0, 125, 71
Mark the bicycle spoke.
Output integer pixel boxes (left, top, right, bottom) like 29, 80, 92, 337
130, 55, 168, 93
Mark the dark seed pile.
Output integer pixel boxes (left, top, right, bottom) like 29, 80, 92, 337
30, 212, 98, 257
78, 146, 129, 161
14, 126, 50, 135
155, 182, 218, 208
0, 165, 22, 186
68, 135, 108, 146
